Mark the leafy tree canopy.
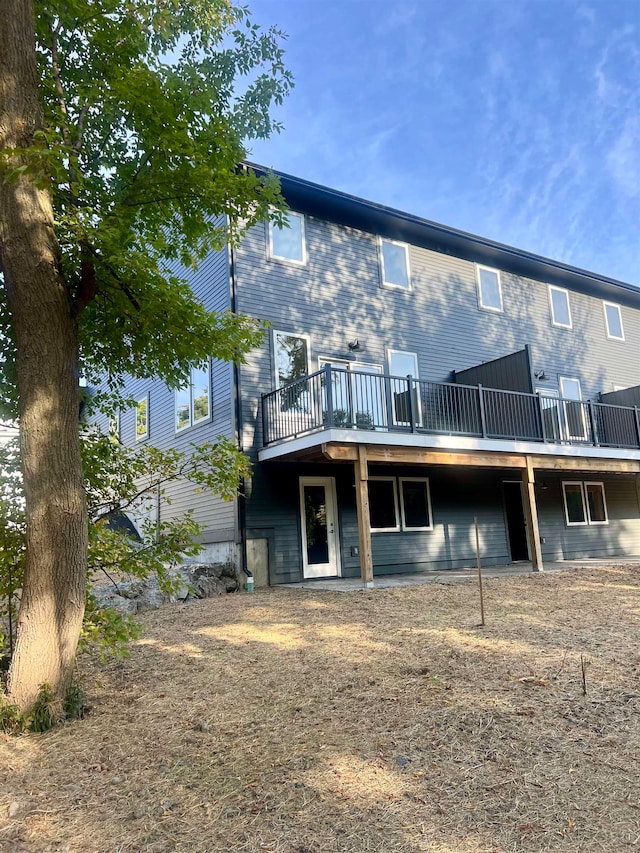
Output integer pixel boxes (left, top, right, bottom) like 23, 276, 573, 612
1, 0, 293, 410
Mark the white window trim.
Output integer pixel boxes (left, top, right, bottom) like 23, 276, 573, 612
135, 393, 149, 442
562, 481, 609, 527
272, 329, 311, 390
399, 477, 433, 531
267, 211, 307, 266
174, 362, 211, 434
548, 285, 573, 329
603, 301, 624, 341
562, 481, 587, 526
476, 264, 504, 313
368, 476, 400, 532
109, 411, 120, 440
379, 237, 411, 290
387, 349, 420, 427
584, 481, 609, 525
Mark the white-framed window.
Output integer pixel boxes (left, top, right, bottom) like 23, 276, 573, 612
399, 478, 433, 531
175, 362, 211, 432
548, 285, 572, 329
135, 394, 149, 441
562, 481, 608, 526
558, 376, 587, 441
273, 330, 310, 388
380, 238, 411, 290
368, 477, 400, 532
603, 302, 624, 341
388, 349, 420, 426
268, 211, 306, 264
109, 412, 120, 441
273, 330, 311, 414
585, 482, 608, 524
476, 265, 503, 313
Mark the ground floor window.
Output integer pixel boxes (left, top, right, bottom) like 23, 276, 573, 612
368, 476, 432, 532
562, 481, 608, 526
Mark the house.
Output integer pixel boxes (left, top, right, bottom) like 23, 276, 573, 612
114, 166, 640, 586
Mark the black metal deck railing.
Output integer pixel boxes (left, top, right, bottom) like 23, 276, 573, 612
261, 364, 640, 451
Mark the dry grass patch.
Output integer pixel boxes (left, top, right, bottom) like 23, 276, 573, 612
1, 565, 640, 852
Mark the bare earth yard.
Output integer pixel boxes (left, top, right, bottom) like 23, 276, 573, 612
1, 565, 639, 852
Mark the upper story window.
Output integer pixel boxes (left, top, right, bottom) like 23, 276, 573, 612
380, 239, 411, 290
476, 265, 503, 312
603, 301, 624, 341
175, 363, 211, 432
274, 330, 310, 388
269, 211, 306, 264
136, 394, 149, 441
548, 285, 572, 329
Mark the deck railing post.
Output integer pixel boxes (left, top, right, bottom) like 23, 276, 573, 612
261, 393, 268, 445
588, 400, 600, 446
324, 363, 334, 428
536, 393, 546, 442
635, 407, 640, 449
478, 384, 487, 438
406, 375, 417, 433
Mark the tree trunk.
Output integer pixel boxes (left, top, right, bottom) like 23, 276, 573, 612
0, 0, 88, 714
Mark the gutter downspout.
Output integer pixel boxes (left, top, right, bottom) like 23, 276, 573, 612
229, 242, 249, 579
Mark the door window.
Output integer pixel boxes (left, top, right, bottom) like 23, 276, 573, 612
388, 350, 419, 426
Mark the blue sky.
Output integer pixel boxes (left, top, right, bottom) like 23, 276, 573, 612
248, 0, 640, 285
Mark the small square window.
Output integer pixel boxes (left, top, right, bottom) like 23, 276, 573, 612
476, 266, 503, 312
136, 395, 149, 441
269, 211, 305, 264
603, 302, 624, 341
549, 286, 572, 329
585, 482, 608, 524
380, 239, 410, 289
368, 477, 399, 531
399, 478, 433, 530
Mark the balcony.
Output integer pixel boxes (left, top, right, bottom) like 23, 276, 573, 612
262, 365, 640, 452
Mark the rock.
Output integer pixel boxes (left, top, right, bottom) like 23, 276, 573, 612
8, 801, 22, 819
135, 578, 165, 612
92, 588, 138, 616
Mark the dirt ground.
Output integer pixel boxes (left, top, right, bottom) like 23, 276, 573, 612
1, 564, 639, 852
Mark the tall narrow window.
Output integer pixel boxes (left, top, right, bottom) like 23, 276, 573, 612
562, 482, 586, 525
380, 239, 410, 289
548, 285, 572, 329
399, 478, 433, 530
136, 394, 149, 441
603, 302, 624, 341
269, 211, 305, 263
585, 482, 608, 524
368, 477, 399, 531
388, 350, 419, 426
476, 265, 503, 312
274, 330, 311, 413
175, 362, 211, 432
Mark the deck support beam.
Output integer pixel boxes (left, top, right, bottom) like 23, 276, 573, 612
522, 457, 544, 572
354, 445, 374, 588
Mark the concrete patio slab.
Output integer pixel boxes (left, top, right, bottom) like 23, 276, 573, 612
282, 556, 640, 592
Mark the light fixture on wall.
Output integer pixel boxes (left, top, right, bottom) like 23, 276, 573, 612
534, 369, 549, 381
539, 480, 549, 490
347, 339, 362, 352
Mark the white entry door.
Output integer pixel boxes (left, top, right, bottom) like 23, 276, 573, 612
299, 477, 341, 578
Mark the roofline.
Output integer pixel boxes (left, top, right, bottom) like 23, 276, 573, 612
247, 162, 640, 308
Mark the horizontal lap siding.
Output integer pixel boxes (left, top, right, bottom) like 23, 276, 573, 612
116, 240, 237, 541
537, 474, 640, 560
